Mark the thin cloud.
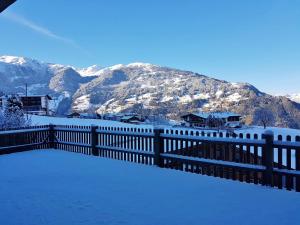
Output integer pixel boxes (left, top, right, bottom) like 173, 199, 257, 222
2, 11, 91, 55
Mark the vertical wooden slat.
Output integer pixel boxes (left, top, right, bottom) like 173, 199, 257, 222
286, 136, 292, 191
277, 135, 283, 189
296, 136, 300, 192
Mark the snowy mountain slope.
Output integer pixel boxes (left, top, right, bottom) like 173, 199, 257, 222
72, 63, 300, 128
77, 65, 103, 77
286, 93, 300, 103
0, 56, 94, 114
73, 63, 261, 113
1, 55, 300, 128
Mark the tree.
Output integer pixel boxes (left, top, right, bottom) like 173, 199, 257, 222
206, 115, 224, 130
0, 95, 31, 129
253, 108, 275, 129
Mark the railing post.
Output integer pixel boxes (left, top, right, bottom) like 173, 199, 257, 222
49, 124, 56, 149
154, 128, 164, 167
263, 130, 274, 186
296, 136, 300, 192
91, 125, 98, 156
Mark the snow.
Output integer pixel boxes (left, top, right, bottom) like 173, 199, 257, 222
236, 126, 300, 141
173, 93, 208, 103
48, 63, 69, 72
215, 90, 223, 98
140, 84, 156, 89
77, 65, 103, 77
1, 150, 300, 225
161, 96, 174, 102
189, 111, 241, 119
30, 115, 300, 140
226, 92, 243, 102
179, 94, 193, 103
109, 64, 124, 70
30, 115, 153, 129
139, 93, 152, 99
127, 62, 154, 68
0, 55, 47, 72
194, 93, 210, 100
287, 93, 300, 103
0, 55, 27, 65
231, 82, 242, 88
77, 64, 125, 78
125, 96, 137, 103
73, 95, 91, 111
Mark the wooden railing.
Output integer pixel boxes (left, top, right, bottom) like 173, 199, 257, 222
0, 124, 299, 192
0, 125, 50, 154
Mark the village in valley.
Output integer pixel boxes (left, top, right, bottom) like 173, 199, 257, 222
0, 93, 246, 129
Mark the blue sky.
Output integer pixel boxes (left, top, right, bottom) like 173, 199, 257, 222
0, 0, 300, 95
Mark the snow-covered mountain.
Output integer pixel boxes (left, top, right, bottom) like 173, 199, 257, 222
0, 55, 95, 114
77, 65, 103, 77
286, 94, 300, 104
1, 55, 300, 128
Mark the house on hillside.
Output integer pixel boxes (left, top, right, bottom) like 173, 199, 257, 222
21, 95, 52, 115
67, 112, 98, 119
67, 112, 81, 118
120, 115, 145, 124
99, 113, 125, 121
181, 112, 242, 128
0, 94, 52, 116
98, 113, 146, 124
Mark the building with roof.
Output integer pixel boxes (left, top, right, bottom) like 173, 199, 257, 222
0, 94, 52, 116
181, 112, 242, 128
67, 112, 81, 118
120, 115, 145, 124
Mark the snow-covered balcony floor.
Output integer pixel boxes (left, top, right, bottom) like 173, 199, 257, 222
1, 150, 300, 225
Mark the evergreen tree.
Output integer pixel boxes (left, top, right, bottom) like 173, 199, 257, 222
0, 95, 31, 129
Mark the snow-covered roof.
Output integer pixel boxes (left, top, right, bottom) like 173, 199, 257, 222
20, 95, 52, 100
184, 112, 241, 119
121, 115, 140, 120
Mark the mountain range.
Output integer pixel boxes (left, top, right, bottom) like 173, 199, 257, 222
0, 55, 300, 128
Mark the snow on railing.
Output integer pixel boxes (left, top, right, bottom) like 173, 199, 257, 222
0, 124, 299, 192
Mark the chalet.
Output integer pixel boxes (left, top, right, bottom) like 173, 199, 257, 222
0, 94, 52, 116
67, 112, 81, 118
66, 112, 98, 119
181, 112, 242, 128
21, 95, 52, 115
120, 115, 145, 124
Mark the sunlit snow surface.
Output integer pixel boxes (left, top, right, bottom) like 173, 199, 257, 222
1, 150, 300, 225
30, 115, 300, 140
287, 93, 300, 103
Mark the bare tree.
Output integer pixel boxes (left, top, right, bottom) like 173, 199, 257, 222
253, 108, 275, 129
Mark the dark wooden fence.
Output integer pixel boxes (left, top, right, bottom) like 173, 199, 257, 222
1, 124, 299, 192
0, 125, 50, 155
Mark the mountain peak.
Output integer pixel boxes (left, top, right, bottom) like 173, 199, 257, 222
0, 55, 300, 128
127, 62, 155, 67
0, 55, 50, 73
0, 55, 31, 65
77, 65, 103, 77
